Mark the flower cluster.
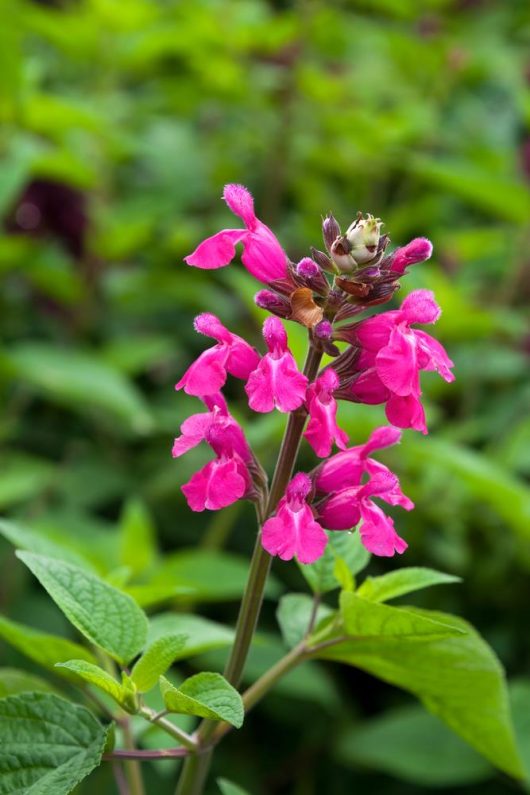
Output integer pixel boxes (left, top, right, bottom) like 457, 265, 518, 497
174, 184, 454, 564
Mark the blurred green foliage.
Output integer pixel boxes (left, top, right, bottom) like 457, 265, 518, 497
0, 0, 530, 793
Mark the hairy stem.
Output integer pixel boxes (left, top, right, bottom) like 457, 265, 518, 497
139, 706, 198, 751
122, 719, 146, 795
174, 339, 323, 795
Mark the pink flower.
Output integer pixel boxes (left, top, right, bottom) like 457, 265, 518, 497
184, 184, 288, 284
389, 237, 433, 275
261, 473, 328, 564
316, 470, 409, 557
175, 313, 260, 397
351, 290, 455, 433
304, 369, 349, 457
245, 317, 308, 413
172, 394, 254, 512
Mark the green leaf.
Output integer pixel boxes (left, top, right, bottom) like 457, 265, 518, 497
0, 519, 95, 571
160, 673, 244, 728
509, 679, 530, 778
119, 498, 158, 576
16, 552, 148, 665
0, 669, 56, 698
340, 592, 465, 638
147, 614, 234, 659
336, 704, 492, 786
131, 634, 188, 693
6, 343, 153, 434
55, 660, 135, 711
217, 779, 252, 795
0, 692, 108, 794
0, 455, 54, 509
0, 615, 96, 672
357, 567, 461, 603
317, 610, 524, 778
300, 531, 370, 594
277, 594, 333, 649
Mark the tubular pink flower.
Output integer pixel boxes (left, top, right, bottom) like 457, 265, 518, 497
172, 394, 254, 512
314, 425, 403, 494
389, 237, 433, 275
304, 369, 349, 458
175, 313, 260, 397
351, 289, 454, 432
261, 473, 328, 564
316, 471, 409, 557
184, 184, 288, 284
245, 317, 308, 413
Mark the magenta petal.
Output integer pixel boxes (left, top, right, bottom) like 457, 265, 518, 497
262, 503, 328, 564
182, 458, 247, 512
390, 237, 432, 274
184, 229, 246, 270
317, 488, 362, 531
172, 411, 211, 457
365, 460, 414, 510
350, 368, 390, 404
414, 330, 455, 382
226, 338, 261, 380
355, 313, 397, 351
375, 327, 419, 397
176, 347, 228, 396
241, 222, 288, 284
359, 502, 407, 556
400, 289, 441, 325
361, 426, 402, 457
304, 387, 348, 458
223, 184, 257, 229
386, 393, 427, 434
194, 313, 233, 344
246, 353, 308, 413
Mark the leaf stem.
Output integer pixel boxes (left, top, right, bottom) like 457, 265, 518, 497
139, 706, 199, 751
105, 748, 190, 760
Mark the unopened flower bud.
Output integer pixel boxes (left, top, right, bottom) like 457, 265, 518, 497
254, 289, 291, 319
314, 319, 333, 339
310, 247, 335, 273
389, 237, 433, 274
322, 213, 341, 251
295, 257, 330, 295
346, 213, 383, 266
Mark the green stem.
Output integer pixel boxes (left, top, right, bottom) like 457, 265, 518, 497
174, 339, 323, 795
139, 707, 198, 751
122, 719, 146, 795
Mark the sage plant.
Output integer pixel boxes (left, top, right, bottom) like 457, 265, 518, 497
0, 185, 524, 795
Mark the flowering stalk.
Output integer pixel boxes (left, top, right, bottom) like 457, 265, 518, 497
173, 183, 454, 795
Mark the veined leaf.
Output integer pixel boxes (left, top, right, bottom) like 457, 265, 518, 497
358, 567, 461, 603
0, 669, 57, 698
0, 615, 96, 671
147, 614, 234, 659
317, 610, 524, 778
131, 634, 188, 693
55, 660, 135, 711
340, 593, 465, 638
0, 693, 108, 794
17, 551, 148, 665
160, 673, 244, 728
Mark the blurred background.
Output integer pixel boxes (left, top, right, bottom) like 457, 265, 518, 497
1, 0, 530, 793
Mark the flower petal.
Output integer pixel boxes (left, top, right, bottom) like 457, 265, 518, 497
359, 501, 407, 556
184, 229, 246, 270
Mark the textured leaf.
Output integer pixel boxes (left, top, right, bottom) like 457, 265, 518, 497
277, 594, 333, 649
160, 673, 244, 728
0, 693, 108, 794
0, 615, 96, 671
0, 669, 56, 698
336, 704, 491, 786
55, 660, 133, 710
340, 593, 465, 638
300, 531, 370, 594
357, 567, 461, 603
317, 610, 524, 778
131, 634, 188, 692
17, 552, 148, 665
